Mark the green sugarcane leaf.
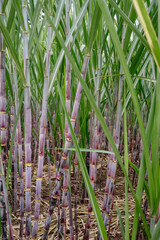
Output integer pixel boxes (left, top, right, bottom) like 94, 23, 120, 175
79, 0, 88, 45
58, 147, 115, 155
48, 0, 89, 94
132, 0, 160, 71
6, 90, 24, 190
57, 82, 108, 240
32, 128, 38, 139
87, 2, 101, 53
2, 0, 8, 12
13, 0, 25, 30
151, 219, 160, 240
116, 204, 125, 240
108, 0, 150, 52
7, 2, 15, 33
28, 1, 41, 52
44, 149, 54, 164
5, 68, 14, 101
0, 17, 25, 84
122, 54, 151, 116
132, 90, 156, 240
150, 0, 160, 218
123, 3, 137, 53
129, 161, 149, 201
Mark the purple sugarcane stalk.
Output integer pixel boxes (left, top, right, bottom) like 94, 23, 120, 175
74, 154, 78, 240
100, 74, 123, 235
18, 116, 24, 238
22, 1, 32, 238
100, 103, 108, 191
13, 129, 18, 215
13, 62, 24, 238
0, 49, 7, 239
0, 4, 10, 238
0, 8, 12, 237
10, 104, 15, 194
11, 66, 18, 215
84, 50, 101, 240
24, 59, 32, 239
68, 190, 74, 240
31, 23, 51, 239
59, 0, 73, 238
46, 125, 51, 199
43, 54, 90, 239
64, 0, 71, 140
32, 111, 38, 177
0, 155, 14, 239
84, 124, 99, 240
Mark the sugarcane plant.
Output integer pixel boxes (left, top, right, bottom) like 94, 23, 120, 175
1, 0, 160, 239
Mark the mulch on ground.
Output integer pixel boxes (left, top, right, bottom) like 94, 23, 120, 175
10, 150, 149, 239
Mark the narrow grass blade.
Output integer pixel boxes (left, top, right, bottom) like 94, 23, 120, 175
116, 204, 125, 240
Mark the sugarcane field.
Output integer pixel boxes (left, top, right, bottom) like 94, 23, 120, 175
0, 0, 160, 239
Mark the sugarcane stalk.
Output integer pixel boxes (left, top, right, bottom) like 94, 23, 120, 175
32, 111, 38, 177
18, 116, 24, 238
32, 20, 51, 239
22, 1, 32, 238
99, 26, 125, 237
24, 59, 32, 239
10, 103, 15, 194
11, 64, 18, 215
84, 47, 101, 239
64, 0, 71, 140
46, 124, 51, 199
12, 95, 18, 217
84, 128, 99, 238
102, 74, 123, 229
59, 0, 72, 238
100, 75, 123, 237
100, 103, 108, 191
14, 130, 18, 215
68, 189, 74, 240
0, 151, 14, 239
43, 54, 90, 239
74, 154, 78, 240
0, 18, 7, 238
13, 62, 24, 238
